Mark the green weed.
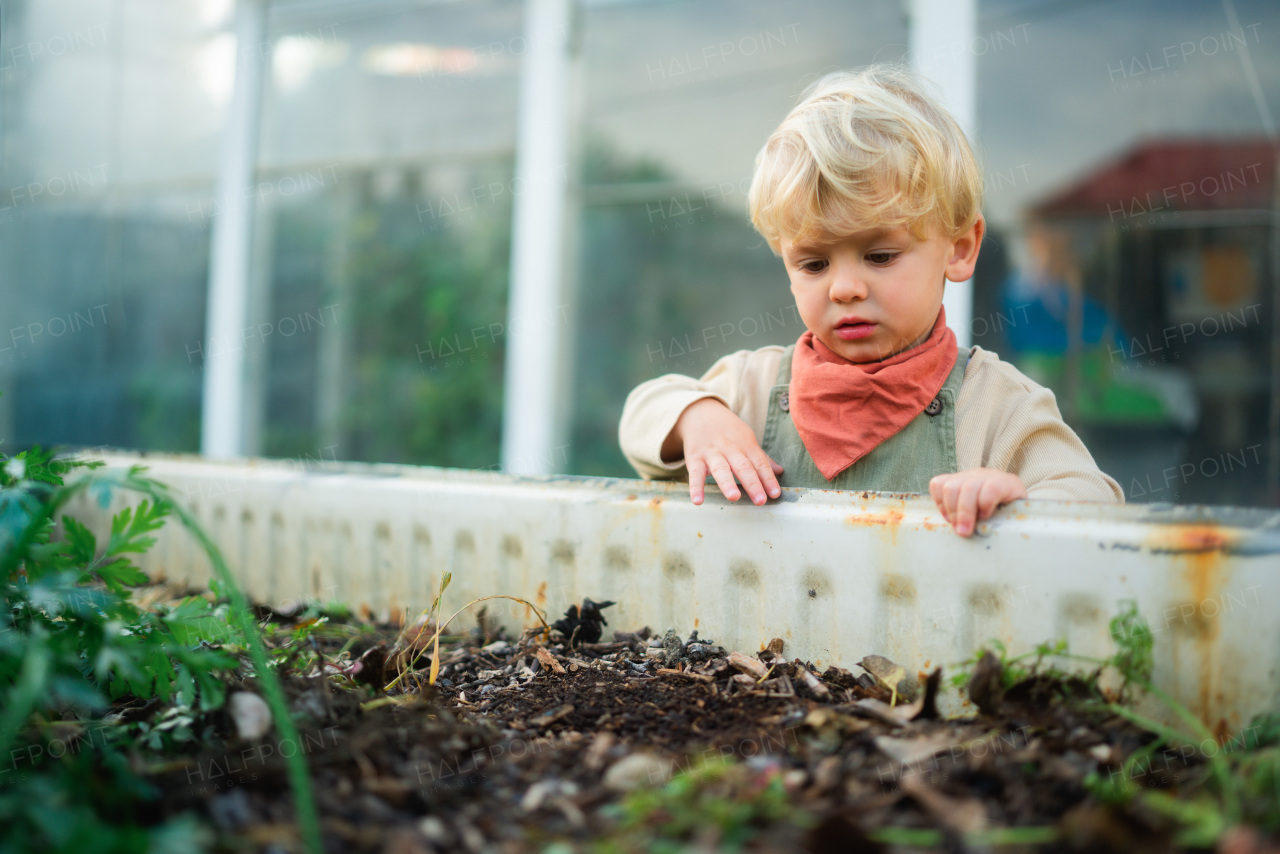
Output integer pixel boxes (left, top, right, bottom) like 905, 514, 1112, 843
594, 756, 816, 853
952, 599, 1277, 847
0, 435, 321, 853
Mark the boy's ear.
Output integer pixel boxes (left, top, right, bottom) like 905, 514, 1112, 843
945, 217, 985, 283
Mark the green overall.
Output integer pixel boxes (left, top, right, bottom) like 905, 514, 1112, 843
760, 345, 970, 492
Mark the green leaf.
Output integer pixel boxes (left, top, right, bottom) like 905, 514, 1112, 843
162, 597, 236, 646
60, 516, 98, 565
175, 665, 196, 708
48, 675, 107, 712
94, 557, 150, 593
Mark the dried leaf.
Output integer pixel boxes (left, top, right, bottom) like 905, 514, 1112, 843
535, 647, 565, 674
859, 655, 921, 703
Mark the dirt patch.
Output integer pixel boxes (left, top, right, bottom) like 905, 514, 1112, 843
137, 597, 1264, 853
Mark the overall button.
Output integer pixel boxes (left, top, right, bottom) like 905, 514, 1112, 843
924, 397, 943, 416
779, 391, 790, 412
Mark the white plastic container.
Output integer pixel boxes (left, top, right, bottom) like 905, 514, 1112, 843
67, 452, 1280, 736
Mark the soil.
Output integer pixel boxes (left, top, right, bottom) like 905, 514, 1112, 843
134, 593, 1273, 854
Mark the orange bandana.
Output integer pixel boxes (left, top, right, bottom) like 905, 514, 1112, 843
789, 308, 958, 480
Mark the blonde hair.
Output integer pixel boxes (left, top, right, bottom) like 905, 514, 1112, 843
748, 64, 984, 252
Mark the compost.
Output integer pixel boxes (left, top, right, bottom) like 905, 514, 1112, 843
133, 592, 1272, 853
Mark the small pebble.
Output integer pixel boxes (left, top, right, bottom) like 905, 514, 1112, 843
604, 752, 672, 791
418, 816, 449, 843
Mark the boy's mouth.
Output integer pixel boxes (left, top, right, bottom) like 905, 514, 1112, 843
834, 319, 876, 340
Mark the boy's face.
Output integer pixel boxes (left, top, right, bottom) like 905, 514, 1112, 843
780, 218, 984, 363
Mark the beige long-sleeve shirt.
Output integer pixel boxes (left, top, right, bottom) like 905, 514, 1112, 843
618, 344, 1124, 502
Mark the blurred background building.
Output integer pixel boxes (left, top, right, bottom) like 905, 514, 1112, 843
1, 0, 1277, 506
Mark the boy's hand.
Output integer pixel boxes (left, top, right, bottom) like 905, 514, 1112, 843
929, 468, 1026, 537
667, 399, 784, 506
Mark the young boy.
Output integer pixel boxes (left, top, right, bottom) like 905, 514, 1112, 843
618, 64, 1123, 536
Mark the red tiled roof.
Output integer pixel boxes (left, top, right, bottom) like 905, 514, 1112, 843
1031, 138, 1278, 219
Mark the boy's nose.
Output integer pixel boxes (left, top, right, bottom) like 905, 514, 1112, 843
828, 267, 868, 302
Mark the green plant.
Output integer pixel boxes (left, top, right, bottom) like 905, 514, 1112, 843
948, 637, 1072, 692
0, 438, 322, 853
953, 600, 1277, 847
595, 756, 815, 853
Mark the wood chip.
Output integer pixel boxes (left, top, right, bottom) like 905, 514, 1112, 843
529, 704, 575, 727
577, 641, 630, 653
850, 698, 911, 727
758, 674, 794, 697
656, 668, 713, 682
813, 755, 843, 792
796, 666, 831, 699
553, 796, 586, 827
766, 637, 784, 657
583, 732, 615, 772
900, 775, 987, 834
728, 651, 769, 680
874, 732, 960, 766
850, 667, 942, 725
534, 647, 565, 674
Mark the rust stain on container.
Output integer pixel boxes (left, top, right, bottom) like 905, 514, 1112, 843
1145, 524, 1235, 727
845, 509, 904, 527
526, 580, 549, 622
847, 508, 906, 547
648, 497, 664, 510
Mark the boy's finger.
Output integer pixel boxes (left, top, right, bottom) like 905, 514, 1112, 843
939, 476, 963, 522
687, 457, 707, 505
953, 478, 983, 536
976, 479, 1008, 521
706, 457, 741, 501
727, 453, 767, 505
928, 474, 949, 516
753, 457, 782, 499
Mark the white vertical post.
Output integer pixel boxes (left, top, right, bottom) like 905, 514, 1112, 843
910, 0, 977, 349
501, 0, 573, 474
200, 0, 267, 457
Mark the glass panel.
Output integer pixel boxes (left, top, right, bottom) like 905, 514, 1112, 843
0, 0, 223, 453
252, 0, 522, 467
571, 0, 910, 475
975, 0, 1279, 505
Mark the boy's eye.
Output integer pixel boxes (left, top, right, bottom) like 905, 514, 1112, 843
800, 260, 828, 273
867, 252, 897, 265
